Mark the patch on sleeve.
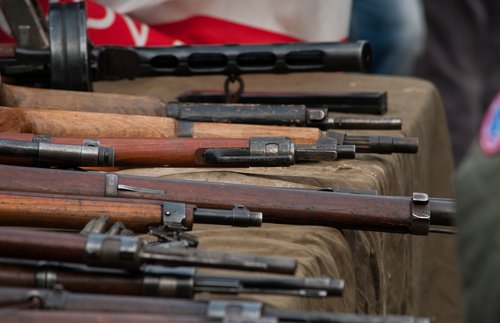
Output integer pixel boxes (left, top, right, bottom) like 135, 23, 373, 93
480, 92, 500, 155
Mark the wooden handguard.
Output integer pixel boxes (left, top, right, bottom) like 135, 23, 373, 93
0, 107, 321, 144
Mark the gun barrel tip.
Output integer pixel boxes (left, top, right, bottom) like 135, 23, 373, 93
251, 212, 264, 227
395, 137, 419, 153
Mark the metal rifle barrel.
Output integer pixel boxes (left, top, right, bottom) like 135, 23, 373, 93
193, 274, 344, 297
94, 41, 371, 80
0, 138, 114, 166
429, 198, 456, 226
327, 131, 419, 154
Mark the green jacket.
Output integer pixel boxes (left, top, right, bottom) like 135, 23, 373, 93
457, 142, 500, 323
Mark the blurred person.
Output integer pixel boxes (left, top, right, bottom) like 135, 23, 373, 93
349, 0, 426, 75
456, 92, 500, 323
414, 0, 498, 167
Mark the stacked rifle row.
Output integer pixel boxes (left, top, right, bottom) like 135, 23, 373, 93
0, 1, 453, 322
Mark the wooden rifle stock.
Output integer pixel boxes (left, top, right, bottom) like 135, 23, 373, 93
0, 164, 455, 235
0, 107, 321, 144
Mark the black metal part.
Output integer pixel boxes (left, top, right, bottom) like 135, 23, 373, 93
165, 102, 400, 130
148, 227, 199, 249
0, 138, 114, 167
161, 201, 262, 229
94, 41, 371, 80
166, 102, 308, 126
326, 131, 419, 154
306, 112, 401, 130
48, 2, 91, 91
162, 201, 190, 230
83, 233, 296, 274
294, 137, 338, 162
203, 137, 342, 166
194, 205, 262, 227
203, 138, 295, 166
410, 193, 431, 235
193, 274, 344, 297
177, 91, 388, 115
336, 145, 357, 159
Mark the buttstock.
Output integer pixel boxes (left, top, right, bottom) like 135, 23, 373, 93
0, 83, 165, 116
0, 107, 177, 138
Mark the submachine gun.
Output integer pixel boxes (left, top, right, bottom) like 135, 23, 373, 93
0, 1, 371, 92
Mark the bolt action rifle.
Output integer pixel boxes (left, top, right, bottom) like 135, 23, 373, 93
0, 80, 398, 135
0, 107, 418, 153
0, 259, 344, 298
0, 287, 430, 323
0, 82, 393, 128
0, 164, 454, 235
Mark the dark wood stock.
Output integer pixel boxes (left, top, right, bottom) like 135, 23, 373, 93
0, 106, 320, 144
0, 228, 86, 263
0, 133, 250, 167
0, 165, 421, 233
0, 264, 143, 295
0, 191, 162, 231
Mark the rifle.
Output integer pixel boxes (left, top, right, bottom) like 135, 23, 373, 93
0, 259, 343, 298
0, 2, 371, 91
0, 190, 262, 232
0, 227, 296, 274
0, 164, 455, 235
0, 107, 418, 153
0, 287, 430, 323
0, 83, 392, 127
0, 134, 356, 168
